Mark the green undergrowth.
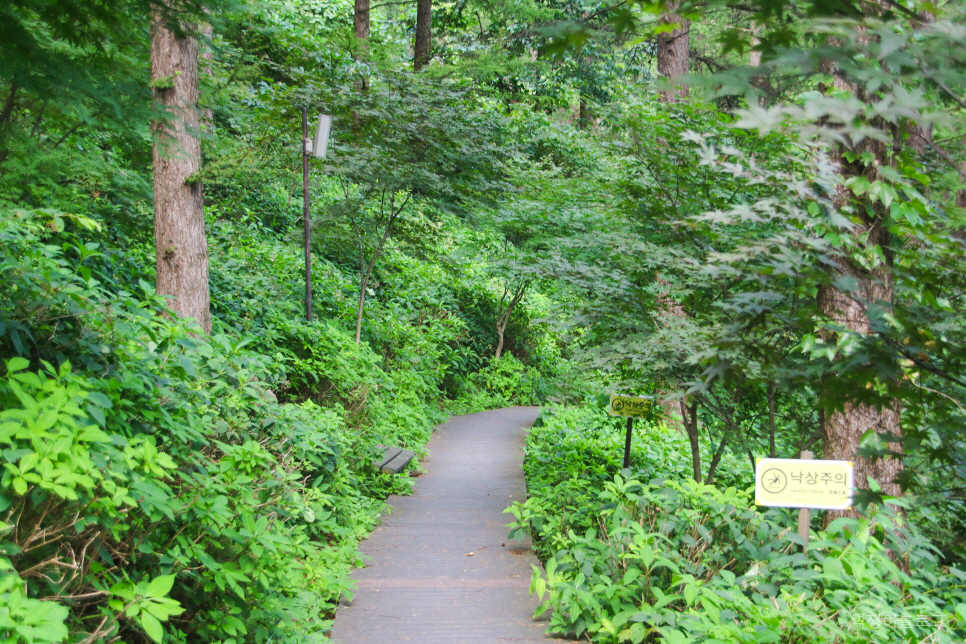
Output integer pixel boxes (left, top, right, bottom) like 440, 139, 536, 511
509, 405, 966, 644
0, 207, 553, 643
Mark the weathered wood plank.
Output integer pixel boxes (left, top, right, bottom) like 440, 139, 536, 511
373, 446, 403, 471
379, 448, 415, 474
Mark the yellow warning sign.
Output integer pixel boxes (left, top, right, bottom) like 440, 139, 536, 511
607, 395, 652, 418
755, 458, 853, 510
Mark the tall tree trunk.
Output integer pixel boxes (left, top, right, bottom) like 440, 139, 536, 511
151, 12, 210, 333
199, 23, 214, 127
354, 0, 370, 41
657, 3, 689, 102
414, 0, 432, 72
817, 223, 903, 515
354, 0, 370, 90
819, 41, 903, 519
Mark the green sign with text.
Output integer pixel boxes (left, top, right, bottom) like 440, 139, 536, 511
607, 395, 652, 418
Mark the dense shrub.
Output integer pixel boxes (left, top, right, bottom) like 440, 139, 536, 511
511, 406, 966, 643
0, 208, 431, 643
0, 192, 565, 642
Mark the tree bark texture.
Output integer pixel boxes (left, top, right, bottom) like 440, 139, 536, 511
817, 226, 903, 507
151, 13, 211, 333
199, 22, 214, 127
818, 46, 903, 516
354, 0, 370, 89
354, 0, 370, 41
414, 0, 432, 72
657, 4, 689, 102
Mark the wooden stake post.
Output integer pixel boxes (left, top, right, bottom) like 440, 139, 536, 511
797, 451, 813, 552
623, 417, 633, 469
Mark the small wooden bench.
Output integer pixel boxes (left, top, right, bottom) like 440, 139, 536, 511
373, 445, 416, 474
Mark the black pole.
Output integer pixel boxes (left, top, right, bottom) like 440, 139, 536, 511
302, 107, 313, 322
623, 417, 633, 469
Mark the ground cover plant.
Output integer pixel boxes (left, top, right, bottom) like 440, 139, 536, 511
510, 406, 966, 643
0, 203, 553, 642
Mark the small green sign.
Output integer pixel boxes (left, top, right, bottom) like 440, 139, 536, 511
608, 394, 652, 418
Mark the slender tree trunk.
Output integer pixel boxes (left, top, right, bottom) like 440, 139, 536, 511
151, 11, 210, 333
768, 381, 777, 458
0, 82, 19, 161
681, 399, 701, 482
355, 278, 368, 345
0, 82, 17, 128
414, 0, 432, 72
704, 433, 728, 486
494, 282, 529, 360
657, 3, 689, 102
352, 203, 405, 345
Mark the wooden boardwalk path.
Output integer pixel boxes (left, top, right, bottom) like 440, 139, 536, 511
330, 407, 564, 644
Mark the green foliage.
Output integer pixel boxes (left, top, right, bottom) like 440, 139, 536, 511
0, 208, 394, 643
513, 405, 966, 643
448, 353, 543, 414
6, 0, 966, 640
0, 194, 559, 643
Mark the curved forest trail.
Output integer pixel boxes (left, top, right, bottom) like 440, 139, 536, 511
330, 407, 564, 644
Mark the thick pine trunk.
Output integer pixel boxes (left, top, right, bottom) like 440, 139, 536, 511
657, 3, 689, 102
151, 13, 210, 333
817, 213, 903, 513
819, 58, 904, 517
414, 0, 432, 72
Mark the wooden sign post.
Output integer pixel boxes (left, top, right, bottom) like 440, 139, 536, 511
755, 453, 853, 553
607, 395, 652, 469
797, 451, 813, 551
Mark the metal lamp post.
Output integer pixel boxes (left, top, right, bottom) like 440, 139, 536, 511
301, 109, 332, 321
